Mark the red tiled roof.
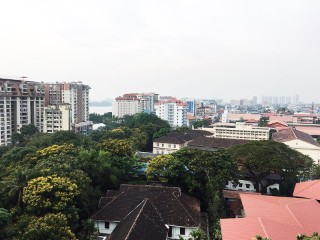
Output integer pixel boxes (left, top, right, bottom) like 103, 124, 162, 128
227, 114, 261, 121
269, 115, 294, 123
295, 126, 320, 136
293, 114, 318, 118
246, 119, 258, 123
263, 113, 277, 117
267, 120, 288, 127
187, 114, 196, 120
220, 194, 320, 240
293, 180, 320, 200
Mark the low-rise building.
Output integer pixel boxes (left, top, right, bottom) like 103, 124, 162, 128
92, 184, 206, 240
221, 193, 320, 240
153, 130, 212, 154
72, 121, 93, 134
293, 180, 320, 200
187, 137, 248, 151
273, 128, 320, 164
202, 122, 271, 141
225, 180, 279, 195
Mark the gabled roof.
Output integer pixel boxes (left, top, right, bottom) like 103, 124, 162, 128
272, 128, 320, 147
293, 180, 320, 200
154, 130, 212, 144
187, 137, 248, 151
92, 184, 201, 227
246, 119, 259, 123
267, 120, 288, 127
220, 194, 320, 240
109, 199, 168, 240
295, 126, 320, 137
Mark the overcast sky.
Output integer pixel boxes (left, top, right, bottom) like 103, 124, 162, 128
1, 0, 319, 103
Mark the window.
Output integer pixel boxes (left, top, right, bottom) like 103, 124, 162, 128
104, 222, 109, 229
168, 226, 172, 237
174, 144, 176, 148
162, 144, 164, 147
180, 227, 186, 235
238, 183, 243, 188
245, 184, 251, 189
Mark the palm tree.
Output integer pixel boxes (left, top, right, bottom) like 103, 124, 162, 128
2, 168, 29, 209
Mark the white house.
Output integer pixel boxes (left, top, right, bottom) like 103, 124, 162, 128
225, 180, 279, 195
273, 128, 320, 164
153, 130, 213, 154
202, 122, 271, 141
91, 184, 206, 240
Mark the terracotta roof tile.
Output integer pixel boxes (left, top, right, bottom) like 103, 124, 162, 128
220, 194, 320, 240
293, 180, 320, 200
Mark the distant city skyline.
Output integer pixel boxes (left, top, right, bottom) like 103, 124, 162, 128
1, 1, 320, 103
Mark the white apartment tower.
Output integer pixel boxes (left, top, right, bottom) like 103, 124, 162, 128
44, 82, 90, 124
112, 93, 159, 117
0, 78, 45, 146
154, 98, 187, 127
43, 104, 71, 133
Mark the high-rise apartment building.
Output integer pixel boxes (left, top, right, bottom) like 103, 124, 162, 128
279, 96, 286, 105
0, 78, 45, 145
44, 82, 90, 124
293, 95, 299, 105
112, 93, 158, 117
43, 104, 71, 133
286, 96, 292, 105
182, 98, 196, 116
154, 98, 187, 127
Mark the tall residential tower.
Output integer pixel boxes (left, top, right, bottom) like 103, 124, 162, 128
0, 78, 45, 145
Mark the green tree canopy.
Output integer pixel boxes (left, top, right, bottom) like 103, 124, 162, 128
97, 139, 134, 157
20, 213, 77, 240
0, 208, 11, 228
23, 175, 79, 217
227, 140, 313, 194
147, 148, 239, 232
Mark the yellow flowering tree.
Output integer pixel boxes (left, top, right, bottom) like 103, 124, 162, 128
96, 139, 134, 157
23, 175, 79, 217
31, 144, 77, 161
146, 154, 186, 183
21, 213, 77, 240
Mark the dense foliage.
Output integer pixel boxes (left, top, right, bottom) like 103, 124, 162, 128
0, 116, 318, 239
89, 112, 172, 151
0, 123, 145, 239
146, 148, 239, 237
227, 140, 313, 195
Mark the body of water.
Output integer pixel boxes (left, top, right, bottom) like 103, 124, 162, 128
90, 106, 112, 115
